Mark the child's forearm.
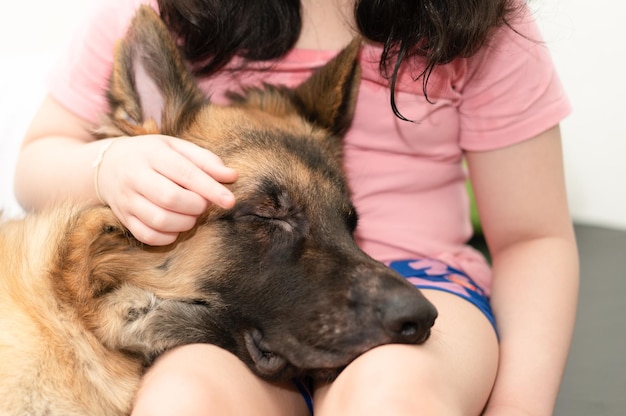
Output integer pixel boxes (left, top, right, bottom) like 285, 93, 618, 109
14, 136, 111, 210
484, 235, 579, 415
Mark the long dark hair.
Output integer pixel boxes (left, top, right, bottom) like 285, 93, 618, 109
157, 0, 523, 118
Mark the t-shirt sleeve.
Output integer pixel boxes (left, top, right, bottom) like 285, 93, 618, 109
458, 7, 571, 151
47, 0, 156, 124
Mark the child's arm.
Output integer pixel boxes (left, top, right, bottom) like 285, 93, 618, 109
467, 125, 579, 415
14, 95, 237, 246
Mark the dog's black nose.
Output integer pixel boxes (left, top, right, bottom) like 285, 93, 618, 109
381, 294, 437, 344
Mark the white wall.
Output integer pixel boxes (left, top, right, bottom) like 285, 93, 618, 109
0, 1, 97, 216
1, 0, 625, 229
532, 0, 626, 230
0, 1, 94, 54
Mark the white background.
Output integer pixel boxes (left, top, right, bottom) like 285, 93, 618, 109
1, 0, 625, 229
531, 0, 626, 230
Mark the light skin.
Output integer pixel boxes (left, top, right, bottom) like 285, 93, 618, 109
467, 125, 579, 415
14, 0, 578, 414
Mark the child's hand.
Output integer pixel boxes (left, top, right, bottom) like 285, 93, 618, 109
95, 134, 237, 246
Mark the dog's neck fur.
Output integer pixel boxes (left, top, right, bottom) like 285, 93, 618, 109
0, 209, 142, 414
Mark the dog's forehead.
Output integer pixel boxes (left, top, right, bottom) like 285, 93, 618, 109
179, 102, 350, 209
185, 105, 340, 175
187, 104, 313, 143
231, 143, 344, 200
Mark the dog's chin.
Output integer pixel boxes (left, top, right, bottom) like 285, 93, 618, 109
242, 328, 364, 381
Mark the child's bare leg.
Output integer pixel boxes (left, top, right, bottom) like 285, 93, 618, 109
314, 290, 499, 415
131, 344, 310, 416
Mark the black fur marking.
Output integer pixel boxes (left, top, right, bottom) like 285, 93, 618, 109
125, 306, 151, 323
156, 257, 171, 271
345, 205, 359, 233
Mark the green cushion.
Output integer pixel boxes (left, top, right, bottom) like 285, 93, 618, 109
467, 180, 482, 234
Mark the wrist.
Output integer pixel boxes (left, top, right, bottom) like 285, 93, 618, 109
92, 138, 120, 205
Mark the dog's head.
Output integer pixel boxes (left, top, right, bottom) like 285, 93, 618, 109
57, 6, 437, 380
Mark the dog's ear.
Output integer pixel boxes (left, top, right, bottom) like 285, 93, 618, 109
291, 38, 362, 137
105, 5, 206, 136
50, 206, 133, 304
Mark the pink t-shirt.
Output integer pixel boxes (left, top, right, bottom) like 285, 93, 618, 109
48, 0, 571, 295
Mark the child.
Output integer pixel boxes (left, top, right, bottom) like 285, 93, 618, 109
14, 0, 578, 414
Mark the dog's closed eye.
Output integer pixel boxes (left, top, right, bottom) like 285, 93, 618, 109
240, 212, 295, 233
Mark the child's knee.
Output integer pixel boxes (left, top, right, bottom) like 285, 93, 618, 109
130, 345, 235, 415
131, 344, 310, 416
131, 364, 217, 416
314, 344, 467, 416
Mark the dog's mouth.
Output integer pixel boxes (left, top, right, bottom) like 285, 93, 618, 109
242, 327, 379, 380
244, 329, 289, 377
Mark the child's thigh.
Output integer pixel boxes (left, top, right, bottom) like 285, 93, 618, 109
314, 290, 500, 415
131, 344, 310, 416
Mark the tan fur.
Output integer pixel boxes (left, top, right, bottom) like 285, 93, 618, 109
0, 204, 235, 414
0, 209, 140, 414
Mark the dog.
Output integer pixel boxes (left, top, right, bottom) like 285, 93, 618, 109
0, 6, 437, 415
